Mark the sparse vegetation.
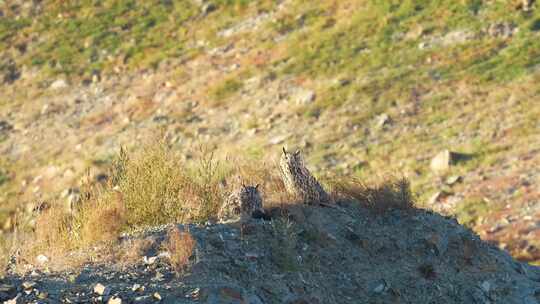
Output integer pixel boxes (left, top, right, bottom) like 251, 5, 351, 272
163, 226, 196, 274
270, 218, 299, 272
211, 78, 244, 102
0, 235, 11, 278
332, 176, 416, 214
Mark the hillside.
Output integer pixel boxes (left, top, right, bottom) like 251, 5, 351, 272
0, 0, 539, 288
2, 203, 540, 303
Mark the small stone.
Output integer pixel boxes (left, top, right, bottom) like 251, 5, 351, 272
36, 254, 49, 265
4, 295, 19, 304
143, 256, 158, 265
108, 296, 122, 304
50, 79, 68, 89
201, 3, 217, 15
21, 281, 36, 290
294, 88, 316, 105
37, 291, 49, 299
430, 150, 452, 173
93, 283, 110, 296
373, 283, 386, 293
375, 113, 391, 128
153, 292, 162, 301
480, 281, 491, 293
445, 175, 462, 185
428, 191, 443, 205
269, 134, 290, 145
0, 120, 13, 133
132, 284, 145, 292
40, 104, 49, 115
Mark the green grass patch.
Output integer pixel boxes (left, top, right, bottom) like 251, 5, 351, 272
211, 78, 243, 101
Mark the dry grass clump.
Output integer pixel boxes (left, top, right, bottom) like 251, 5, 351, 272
18, 140, 224, 272
162, 226, 196, 274
117, 238, 156, 266
71, 190, 126, 248
0, 236, 11, 278
115, 143, 224, 227
115, 142, 190, 227
332, 176, 416, 214
33, 205, 74, 256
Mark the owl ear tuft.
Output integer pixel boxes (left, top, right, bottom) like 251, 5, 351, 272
255, 184, 260, 189
294, 150, 300, 156
282, 147, 287, 155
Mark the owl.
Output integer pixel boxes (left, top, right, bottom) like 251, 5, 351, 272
218, 184, 264, 223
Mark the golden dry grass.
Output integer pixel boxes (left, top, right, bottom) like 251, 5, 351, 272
163, 226, 196, 274
331, 176, 416, 214
0, 236, 11, 278
117, 237, 156, 267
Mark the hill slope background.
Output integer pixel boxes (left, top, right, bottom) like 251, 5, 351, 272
0, 0, 539, 269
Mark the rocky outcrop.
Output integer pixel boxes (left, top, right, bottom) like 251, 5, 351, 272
3, 203, 539, 303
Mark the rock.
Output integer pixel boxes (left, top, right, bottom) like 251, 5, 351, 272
269, 134, 290, 145
21, 281, 36, 290
201, 2, 217, 15
2, 216, 13, 231
37, 291, 48, 299
108, 296, 122, 304
36, 254, 49, 265
519, 0, 535, 11
430, 150, 452, 173
430, 150, 473, 173
0, 120, 13, 133
132, 284, 145, 292
40, 103, 50, 115
487, 22, 517, 39
143, 255, 158, 265
375, 113, 391, 128
3, 295, 19, 304
480, 280, 491, 293
93, 283, 110, 296
372, 279, 388, 293
0, 284, 15, 301
445, 175, 462, 185
1, 59, 20, 84
293, 88, 316, 105
405, 25, 424, 40
153, 292, 162, 301
50, 79, 69, 90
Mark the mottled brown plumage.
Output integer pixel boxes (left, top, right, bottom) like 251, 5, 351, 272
218, 184, 263, 223
279, 147, 331, 204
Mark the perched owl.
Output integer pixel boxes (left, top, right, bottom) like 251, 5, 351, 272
279, 147, 331, 204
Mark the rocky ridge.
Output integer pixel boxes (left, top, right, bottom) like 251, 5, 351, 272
2, 202, 540, 303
